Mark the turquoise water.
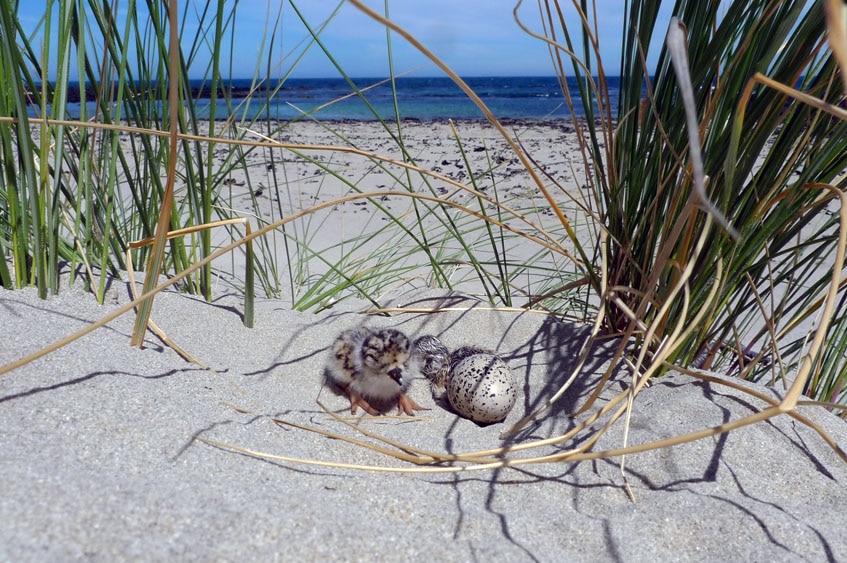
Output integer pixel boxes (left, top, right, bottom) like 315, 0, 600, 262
58, 76, 620, 121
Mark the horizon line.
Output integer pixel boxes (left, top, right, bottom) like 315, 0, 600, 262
35, 74, 616, 84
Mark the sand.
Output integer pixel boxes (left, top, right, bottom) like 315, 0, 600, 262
193, 119, 595, 307
2, 119, 847, 561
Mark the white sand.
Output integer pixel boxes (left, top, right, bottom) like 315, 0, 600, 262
2, 119, 847, 560
2, 276, 847, 561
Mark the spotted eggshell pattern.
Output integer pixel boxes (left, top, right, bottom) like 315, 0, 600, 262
447, 354, 517, 423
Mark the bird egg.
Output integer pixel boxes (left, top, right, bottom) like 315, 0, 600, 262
447, 354, 517, 424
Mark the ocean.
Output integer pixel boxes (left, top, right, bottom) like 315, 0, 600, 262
57, 76, 620, 122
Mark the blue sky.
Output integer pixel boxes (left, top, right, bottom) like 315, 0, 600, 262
233, 0, 607, 77
19, 1, 674, 79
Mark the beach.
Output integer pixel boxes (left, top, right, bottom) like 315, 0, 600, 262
2, 118, 847, 561
195, 118, 597, 308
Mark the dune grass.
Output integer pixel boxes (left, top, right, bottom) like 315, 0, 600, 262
1, 0, 847, 477
519, 0, 847, 406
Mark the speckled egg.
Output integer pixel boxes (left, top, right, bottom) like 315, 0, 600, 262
447, 353, 517, 424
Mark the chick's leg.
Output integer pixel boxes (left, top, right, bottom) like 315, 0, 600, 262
348, 389, 380, 416
397, 393, 428, 416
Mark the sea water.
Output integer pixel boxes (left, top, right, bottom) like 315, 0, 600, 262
56, 76, 620, 122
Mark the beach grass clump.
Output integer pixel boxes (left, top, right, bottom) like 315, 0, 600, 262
524, 0, 847, 406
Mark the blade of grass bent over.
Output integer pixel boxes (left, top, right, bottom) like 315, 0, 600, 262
666, 17, 739, 240
131, 0, 180, 347
346, 0, 597, 293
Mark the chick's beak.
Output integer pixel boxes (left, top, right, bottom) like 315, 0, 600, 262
387, 367, 404, 386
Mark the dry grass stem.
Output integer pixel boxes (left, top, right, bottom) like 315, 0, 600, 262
131, 0, 182, 347
124, 219, 254, 367
826, 0, 847, 90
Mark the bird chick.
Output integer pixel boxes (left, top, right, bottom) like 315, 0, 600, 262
326, 328, 427, 416
413, 335, 491, 399
413, 335, 451, 389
